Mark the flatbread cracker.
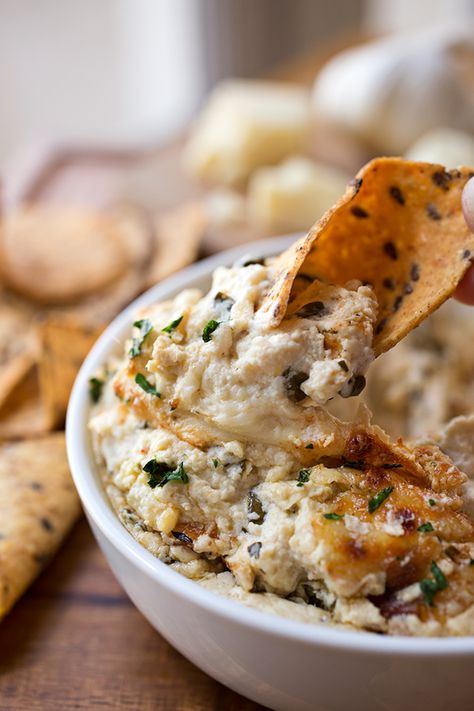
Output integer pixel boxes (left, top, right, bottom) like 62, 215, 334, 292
259, 158, 474, 354
0, 206, 133, 305
39, 318, 103, 428
0, 297, 39, 410
145, 202, 206, 287
0, 367, 50, 440
0, 433, 81, 619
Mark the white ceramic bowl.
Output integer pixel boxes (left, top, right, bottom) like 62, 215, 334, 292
67, 236, 474, 711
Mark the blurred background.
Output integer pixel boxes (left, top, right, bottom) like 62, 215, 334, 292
0, 0, 472, 163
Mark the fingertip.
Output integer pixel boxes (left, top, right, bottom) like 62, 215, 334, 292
462, 176, 474, 232
454, 264, 474, 305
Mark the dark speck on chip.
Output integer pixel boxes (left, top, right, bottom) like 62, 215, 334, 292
389, 186, 405, 205
432, 170, 451, 190
426, 203, 441, 221
351, 205, 369, 219
383, 241, 398, 260
282, 367, 307, 402
350, 177, 363, 194
393, 295, 403, 312
410, 263, 420, 281
463, 249, 472, 260
404, 283, 413, 295
296, 301, 326, 318
383, 278, 395, 290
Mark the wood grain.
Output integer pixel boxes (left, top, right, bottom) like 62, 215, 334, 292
0, 519, 266, 710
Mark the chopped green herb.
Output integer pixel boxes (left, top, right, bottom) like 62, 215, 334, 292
282, 367, 307, 403
428, 498, 436, 506
212, 458, 219, 468
247, 491, 265, 525
143, 459, 188, 488
417, 522, 434, 533
305, 443, 314, 449
89, 376, 104, 403
419, 561, 448, 606
383, 463, 402, 470
135, 373, 161, 397
129, 318, 153, 357
323, 512, 343, 521
297, 469, 311, 487
368, 486, 394, 513
162, 315, 183, 334
202, 319, 220, 342
338, 359, 349, 372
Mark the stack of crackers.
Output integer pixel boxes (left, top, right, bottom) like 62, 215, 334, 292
0, 200, 205, 619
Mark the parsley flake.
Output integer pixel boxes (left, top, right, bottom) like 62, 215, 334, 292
247, 491, 265, 524
129, 319, 153, 357
202, 319, 220, 342
143, 459, 188, 488
212, 458, 219, 468
305, 443, 314, 449
162, 315, 183, 334
135, 373, 161, 397
428, 498, 436, 506
368, 486, 394, 513
89, 377, 104, 403
297, 469, 311, 487
417, 522, 434, 533
323, 512, 343, 521
419, 561, 448, 606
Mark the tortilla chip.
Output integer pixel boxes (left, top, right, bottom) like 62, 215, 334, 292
146, 202, 205, 287
38, 318, 103, 428
0, 367, 51, 441
258, 158, 474, 355
0, 433, 80, 619
0, 205, 137, 305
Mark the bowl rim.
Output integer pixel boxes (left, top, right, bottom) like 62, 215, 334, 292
67, 235, 474, 656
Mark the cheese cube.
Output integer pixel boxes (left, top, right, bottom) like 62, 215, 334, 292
248, 157, 348, 233
184, 80, 310, 186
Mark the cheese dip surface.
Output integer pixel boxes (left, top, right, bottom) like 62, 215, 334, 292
90, 259, 474, 637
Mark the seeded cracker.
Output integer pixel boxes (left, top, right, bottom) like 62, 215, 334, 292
259, 158, 474, 355
0, 206, 131, 305
0, 434, 80, 619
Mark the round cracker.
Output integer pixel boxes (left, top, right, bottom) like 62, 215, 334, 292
0, 206, 132, 305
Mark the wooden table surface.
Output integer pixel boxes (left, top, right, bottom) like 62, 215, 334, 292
0, 518, 267, 710
0, 32, 370, 710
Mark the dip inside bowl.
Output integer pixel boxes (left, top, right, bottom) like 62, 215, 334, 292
67, 236, 474, 711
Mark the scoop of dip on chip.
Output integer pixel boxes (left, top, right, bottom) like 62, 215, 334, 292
89, 159, 474, 636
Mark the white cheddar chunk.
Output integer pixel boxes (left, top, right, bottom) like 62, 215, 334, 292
248, 156, 348, 233
184, 80, 310, 186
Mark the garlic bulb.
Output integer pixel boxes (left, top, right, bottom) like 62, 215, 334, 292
312, 25, 474, 154
405, 127, 474, 167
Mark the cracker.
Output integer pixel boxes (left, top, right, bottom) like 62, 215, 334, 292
0, 297, 39, 410
0, 433, 81, 619
145, 202, 205, 287
0, 206, 133, 305
38, 317, 103, 428
0, 367, 50, 441
259, 158, 474, 355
